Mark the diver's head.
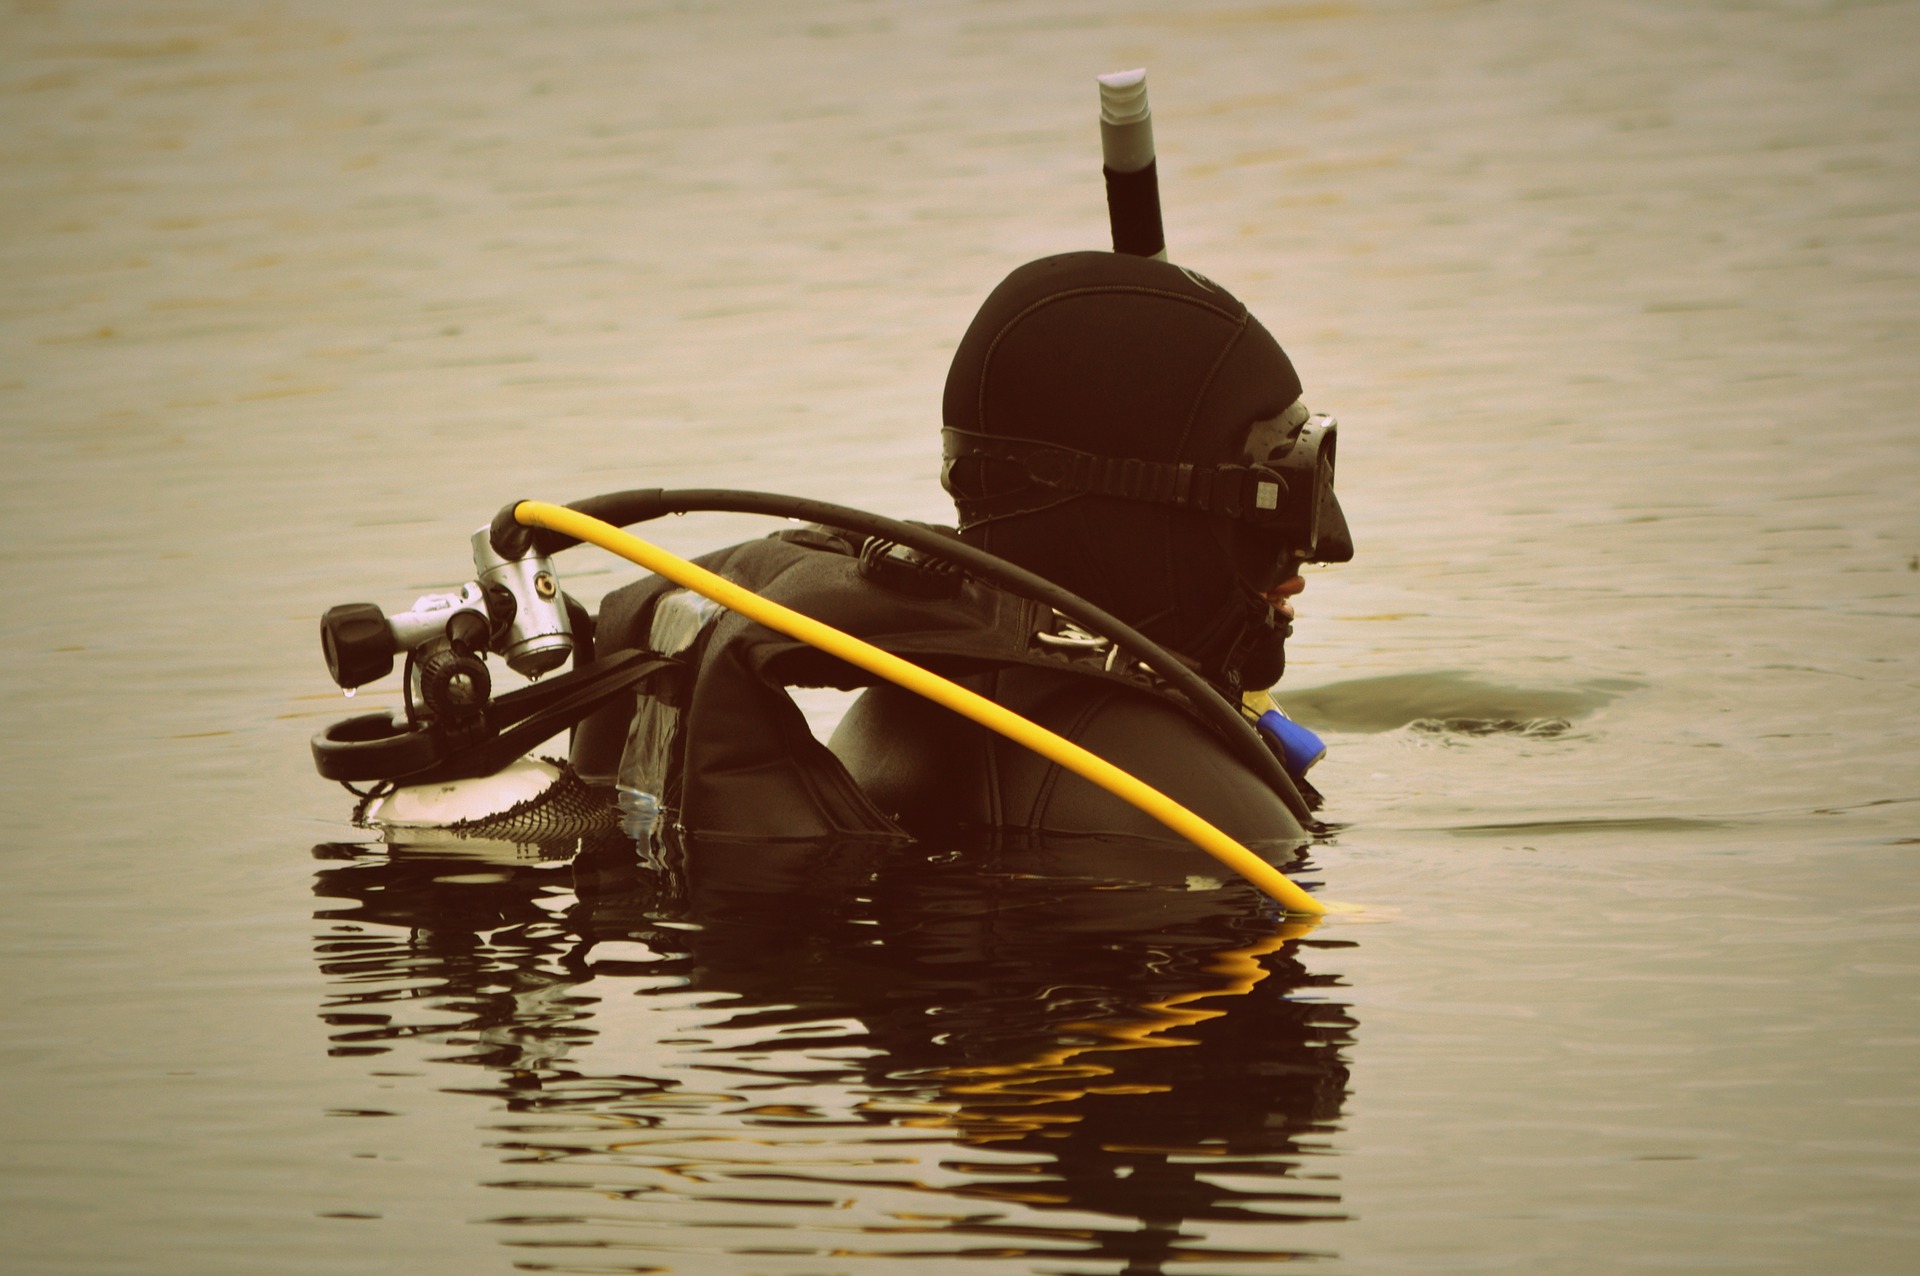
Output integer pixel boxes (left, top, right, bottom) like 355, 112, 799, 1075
940, 251, 1351, 690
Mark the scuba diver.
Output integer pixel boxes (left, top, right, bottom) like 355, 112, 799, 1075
311, 70, 1354, 889
561, 248, 1353, 853
306, 76, 1359, 1268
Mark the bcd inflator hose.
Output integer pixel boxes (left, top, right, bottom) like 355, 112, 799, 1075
511, 501, 1334, 918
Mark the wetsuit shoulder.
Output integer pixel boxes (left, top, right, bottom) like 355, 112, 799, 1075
828, 670, 1308, 851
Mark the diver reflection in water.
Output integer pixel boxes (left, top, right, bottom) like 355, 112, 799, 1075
313, 831, 1355, 1270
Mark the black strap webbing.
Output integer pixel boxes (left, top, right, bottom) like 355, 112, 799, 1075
942, 428, 1287, 529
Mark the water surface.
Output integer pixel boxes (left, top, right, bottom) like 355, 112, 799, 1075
3, 1, 1916, 1272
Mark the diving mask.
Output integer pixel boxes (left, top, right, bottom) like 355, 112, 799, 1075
1235, 399, 1354, 591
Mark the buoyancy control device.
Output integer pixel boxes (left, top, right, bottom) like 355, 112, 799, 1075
310, 490, 1319, 840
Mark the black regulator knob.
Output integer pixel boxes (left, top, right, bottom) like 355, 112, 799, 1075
415, 646, 492, 732
321, 603, 396, 689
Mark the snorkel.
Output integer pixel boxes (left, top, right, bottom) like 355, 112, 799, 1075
1099, 69, 1165, 260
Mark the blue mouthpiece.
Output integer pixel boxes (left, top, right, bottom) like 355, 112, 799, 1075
1255, 709, 1327, 781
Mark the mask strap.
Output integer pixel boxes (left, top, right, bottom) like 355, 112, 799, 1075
942, 428, 1289, 526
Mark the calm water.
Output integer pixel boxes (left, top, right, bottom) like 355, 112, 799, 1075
3, 1, 1916, 1272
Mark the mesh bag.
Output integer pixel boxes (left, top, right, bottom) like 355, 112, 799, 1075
440, 762, 619, 845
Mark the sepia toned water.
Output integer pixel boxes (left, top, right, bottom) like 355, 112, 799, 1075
3, 1, 1916, 1272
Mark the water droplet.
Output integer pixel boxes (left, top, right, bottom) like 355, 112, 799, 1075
344, 686, 357, 698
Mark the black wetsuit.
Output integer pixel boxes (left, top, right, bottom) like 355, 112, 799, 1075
569, 527, 1308, 852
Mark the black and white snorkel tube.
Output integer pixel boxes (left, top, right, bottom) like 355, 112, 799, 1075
1099, 69, 1165, 260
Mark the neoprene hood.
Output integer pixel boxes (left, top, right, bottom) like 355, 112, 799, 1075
941, 251, 1347, 688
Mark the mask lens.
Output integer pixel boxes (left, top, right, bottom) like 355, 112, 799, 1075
1237, 402, 1353, 569
1241, 400, 1311, 469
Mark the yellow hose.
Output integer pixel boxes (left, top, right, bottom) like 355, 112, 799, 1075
515, 501, 1329, 917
